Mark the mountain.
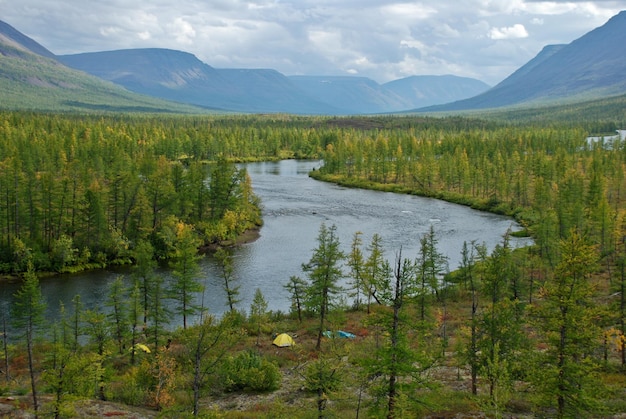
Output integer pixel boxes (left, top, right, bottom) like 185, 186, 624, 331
288, 76, 412, 114
11, 11, 626, 115
0, 21, 206, 113
59, 49, 491, 114
424, 11, 626, 112
0, 20, 55, 58
383, 75, 491, 109
2, 18, 492, 114
59, 49, 339, 114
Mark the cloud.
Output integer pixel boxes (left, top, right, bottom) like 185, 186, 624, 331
167, 17, 196, 45
488, 23, 529, 40
1, 0, 624, 85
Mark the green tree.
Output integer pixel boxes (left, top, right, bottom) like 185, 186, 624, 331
128, 282, 143, 366
477, 234, 526, 401
83, 308, 108, 400
167, 220, 203, 329
208, 156, 240, 221
415, 225, 448, 320
249, 288, 269, 346
11, 262, 46, 417
1, 311, 8, 382
284, 275, 307, 323
215, 247, 240, 312
43, 319, 78, 419
132, 240, 158, 327
530, 232, 604, 418
302, 223, 346, 350
386, 250, 415, 418
347, 231, 366, 310
359, 249, 438, 418
363, 233, 391, 313
148, 274, 170, 354
458, 240, 481, 395
303, 355, 344, 419
107, 276, 128, 355
183, 314, 241, 417
69, 294, 83, 353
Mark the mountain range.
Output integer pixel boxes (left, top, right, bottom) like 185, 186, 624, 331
57, 49, 490, 114
1, 11, 626, 114
424, 10, 626, 112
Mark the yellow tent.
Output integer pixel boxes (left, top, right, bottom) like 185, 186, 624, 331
132, 343, 151, 353
272, 333, 294, 347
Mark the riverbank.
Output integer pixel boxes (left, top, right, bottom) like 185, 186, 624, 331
200, 226, 262, 253
2, 226, 263, 283
308, 170, 532, 238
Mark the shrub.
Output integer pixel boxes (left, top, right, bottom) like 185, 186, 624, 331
219, 350, 281, 392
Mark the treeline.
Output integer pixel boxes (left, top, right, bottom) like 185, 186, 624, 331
0, 112, 328, 274
3, 111, 626, 417
314, 125, 626, 266
0, 111, 515, 274
307, 118, 626, 416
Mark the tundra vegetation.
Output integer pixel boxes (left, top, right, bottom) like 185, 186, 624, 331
2, 110, 626, 418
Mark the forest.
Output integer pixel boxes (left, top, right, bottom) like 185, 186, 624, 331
2, 110, 626, 418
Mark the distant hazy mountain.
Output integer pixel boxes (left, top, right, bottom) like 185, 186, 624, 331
0, 21, 206, 113
59, 49, 340, 114
288, 76, 412, 114
383, 75, 491, 109
59, 49, 491, 114
0, 20, 56, 58
424, 11, 626, 112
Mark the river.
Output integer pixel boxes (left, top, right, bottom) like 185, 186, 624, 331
1, 160, 530, 326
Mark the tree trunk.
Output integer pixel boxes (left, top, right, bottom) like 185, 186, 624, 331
387, 254, 402, 419
27, 330, 39, 418
2, 316, 9, 382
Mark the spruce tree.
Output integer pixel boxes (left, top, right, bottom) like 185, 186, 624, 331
302, 223, 345, 351
12, 262, 46, 417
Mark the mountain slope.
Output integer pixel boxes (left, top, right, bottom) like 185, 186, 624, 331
0, 20, 56, 58
288, 76, 412, 114
59, 49, 338, 114
383, 75, 490, 109
0, 21, 207, 113
424, 11, 626, 111
59, 48, 491, 114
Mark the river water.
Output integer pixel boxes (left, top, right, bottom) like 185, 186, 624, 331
1, 160, 530, 326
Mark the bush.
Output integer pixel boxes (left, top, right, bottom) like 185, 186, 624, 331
219, 350, 281, 392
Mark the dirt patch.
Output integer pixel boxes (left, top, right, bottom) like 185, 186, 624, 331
0, 396, 158, 419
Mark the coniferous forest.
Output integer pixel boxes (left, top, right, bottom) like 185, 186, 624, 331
2, 110, 626, 418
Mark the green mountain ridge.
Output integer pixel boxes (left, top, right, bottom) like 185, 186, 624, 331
0, 24, 210, 113
421, 10, 626, 112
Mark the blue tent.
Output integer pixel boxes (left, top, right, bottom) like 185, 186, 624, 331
324, 330, 356, 339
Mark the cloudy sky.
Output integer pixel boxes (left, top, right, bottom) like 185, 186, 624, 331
1, 0, 625, 85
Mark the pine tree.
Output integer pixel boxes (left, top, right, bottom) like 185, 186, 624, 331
284, 275, 307, 323
107, 276, 128, 354
347, 231, 366, 310
249, 288, 269, 346
363, 233, 391, 313
215, 247, 240, 312
302, 223, 345, 351
11, 262, 46, 417
530, 231, 603, 417
168, 221, 203, 329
